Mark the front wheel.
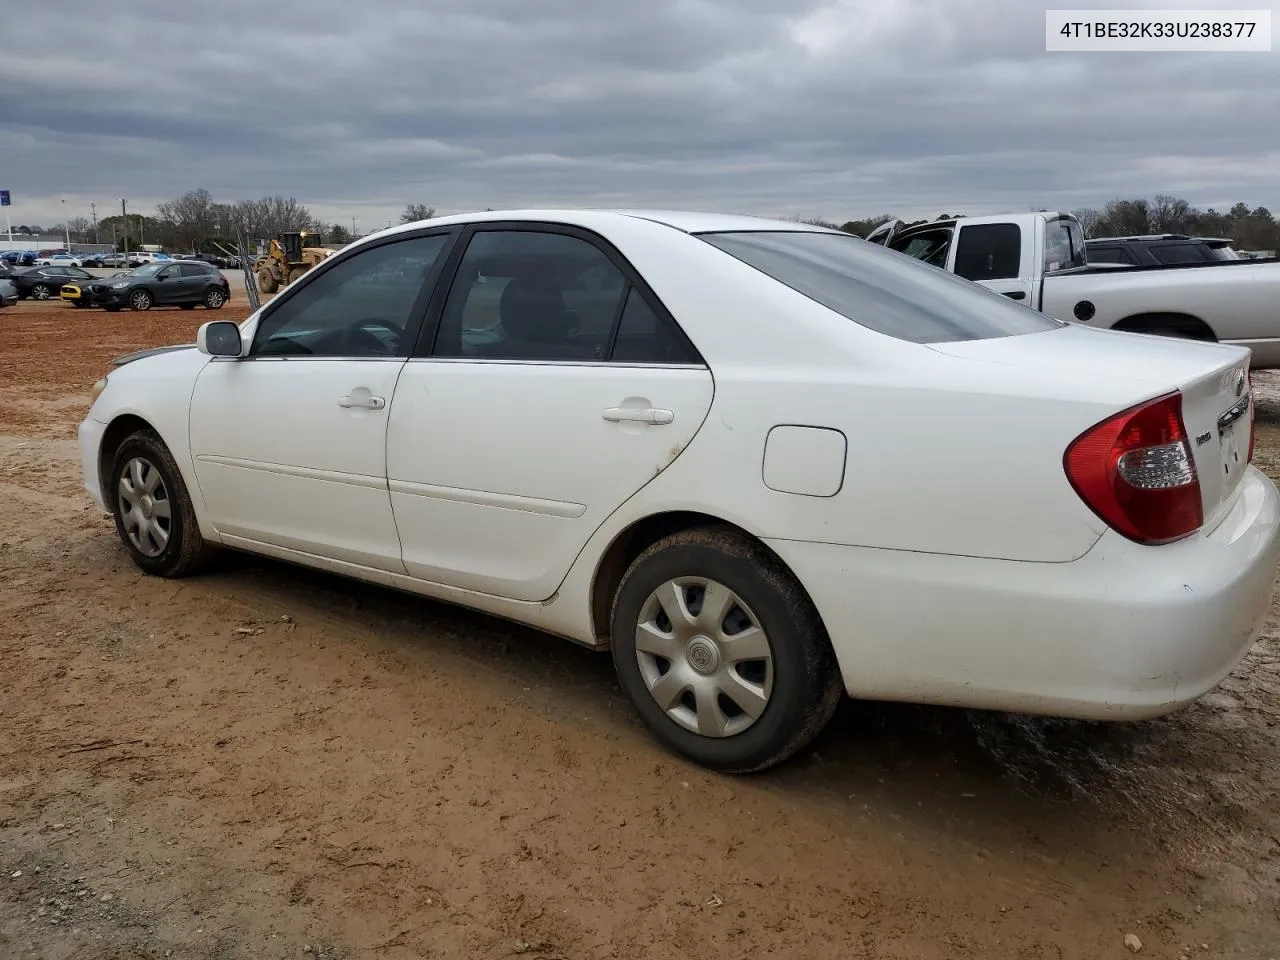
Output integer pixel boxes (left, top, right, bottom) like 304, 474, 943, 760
204, 288, 227, 309
256, 269, 278, 294
129, 289, 153, 311
109, 430, 215, 577
610, 527, 843, 773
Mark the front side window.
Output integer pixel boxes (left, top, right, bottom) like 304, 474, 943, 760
1043, 217, 1087, 274
699, 230, 1061, 344
251, 234, 450, 358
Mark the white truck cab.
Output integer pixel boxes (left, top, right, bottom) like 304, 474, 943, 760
868, 212, 1280, 367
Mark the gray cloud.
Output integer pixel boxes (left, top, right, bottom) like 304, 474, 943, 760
0, 0, 1276, 230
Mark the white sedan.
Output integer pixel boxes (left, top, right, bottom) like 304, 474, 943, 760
78, 209, 1280, 772
36, 252, 83, 267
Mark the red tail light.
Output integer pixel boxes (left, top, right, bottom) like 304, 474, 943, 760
1064, 391, 1203, 545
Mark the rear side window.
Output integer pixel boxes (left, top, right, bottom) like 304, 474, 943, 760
698, 231, 1061, 344
1152, 244, 1207, 264
953, 223, 1022, 280
1086, 245, 1136, 264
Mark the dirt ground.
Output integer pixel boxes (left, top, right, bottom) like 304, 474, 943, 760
2, 293, 1279, 960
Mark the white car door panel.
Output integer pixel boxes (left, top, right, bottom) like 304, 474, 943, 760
386, 225, 713, 601
387, 361, 713, 599
189, 358, 407, 571
187, 230, 456, 573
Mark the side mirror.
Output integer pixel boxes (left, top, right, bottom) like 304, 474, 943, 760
197, 320, 243, 358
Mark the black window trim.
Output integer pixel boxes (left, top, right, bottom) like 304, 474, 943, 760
244, 225, 462, 361
409, 220, 705, 368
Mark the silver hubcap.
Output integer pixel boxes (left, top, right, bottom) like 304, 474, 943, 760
33, 286, 49, 299
132, 292, 149, 309
208, 291, 225, 307
635, 577, 774, 738
117, 457, 171, 557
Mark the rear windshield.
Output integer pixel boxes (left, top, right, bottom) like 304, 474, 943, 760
697, 230, 1062, 344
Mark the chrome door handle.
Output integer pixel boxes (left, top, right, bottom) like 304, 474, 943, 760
603, 407, 673, 425
339, 394, 385, 409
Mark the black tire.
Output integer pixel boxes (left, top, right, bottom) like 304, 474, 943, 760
610, 526, 843, 773
256, 269, 278, 295
129, 289, 153, 311
204, 288, 227, 309
108, 429, 215, 578
30, 283, 52, 300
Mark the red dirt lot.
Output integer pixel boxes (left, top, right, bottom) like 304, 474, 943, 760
2, 296, 1279, 959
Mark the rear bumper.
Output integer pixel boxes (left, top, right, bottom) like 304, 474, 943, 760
766, 466, 1280, 720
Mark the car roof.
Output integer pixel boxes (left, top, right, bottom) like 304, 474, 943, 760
386, 208, 844, 236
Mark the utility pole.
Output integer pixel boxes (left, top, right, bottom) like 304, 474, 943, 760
121, 198, 128, 262
351, 215, 357, 238
62, 199, 70, 251
91, 202, 99, 244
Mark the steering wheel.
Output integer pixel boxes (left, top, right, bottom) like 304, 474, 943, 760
341, 318, 404, 355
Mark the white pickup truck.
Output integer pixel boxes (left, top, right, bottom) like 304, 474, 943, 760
866, 212, 1280, 367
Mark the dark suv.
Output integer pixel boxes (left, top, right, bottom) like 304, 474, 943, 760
1085, 234, 1240, 266
92, 260, 231, 312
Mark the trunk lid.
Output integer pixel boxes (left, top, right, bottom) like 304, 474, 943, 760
927, 324, 1254, 532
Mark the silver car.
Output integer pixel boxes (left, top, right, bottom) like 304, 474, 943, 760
0, 277, 19, 308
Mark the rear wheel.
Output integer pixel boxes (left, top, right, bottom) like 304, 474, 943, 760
30, 283, 52, 300
204, 288, 227, 309
109, 430, 215, 578
610, 527, 842, 773
129, 289, 153, 311
286, 267, 306, 285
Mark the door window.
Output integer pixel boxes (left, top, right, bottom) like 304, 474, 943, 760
890, 229, 953, 268
432, 230, 629, 361
953, 223, 1022, 281
251, 234, 450, 358
179, 263, 210, 278
610, 288, 700, 364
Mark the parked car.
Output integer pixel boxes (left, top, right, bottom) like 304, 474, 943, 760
79, 252, 110, 268
79, 209, 1280, 773
35, 252, 83, 267
99, 253, 128, 269
866, 212, 1280, 366
91, 260, 230, 311
9, 264, 98, 300
1086, 234, 1245, 266
1, 251, 36, 266
0, 277, 17, 308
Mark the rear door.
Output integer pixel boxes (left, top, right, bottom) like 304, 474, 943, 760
386, 223, 714, 601
950, 221, 1036, 303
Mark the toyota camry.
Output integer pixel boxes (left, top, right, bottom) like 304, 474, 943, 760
78, 209, 1280, 772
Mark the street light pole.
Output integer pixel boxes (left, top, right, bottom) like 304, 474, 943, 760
62, 199, 70, 251
121, 198, 128, 263
91, 202, 99, 244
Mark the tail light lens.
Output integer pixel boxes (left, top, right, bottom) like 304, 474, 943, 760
1064, 391, 1203, 545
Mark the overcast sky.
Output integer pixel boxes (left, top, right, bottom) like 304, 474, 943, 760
1, 0, 1276, 232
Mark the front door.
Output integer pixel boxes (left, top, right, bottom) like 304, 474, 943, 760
386, 225, 714, 601
188, 230, 456, 572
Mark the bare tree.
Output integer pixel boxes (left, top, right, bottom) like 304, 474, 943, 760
65, 216, 93, 243
401, 203, 436, 224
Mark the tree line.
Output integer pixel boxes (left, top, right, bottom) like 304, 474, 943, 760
20, 192, 1278, 254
